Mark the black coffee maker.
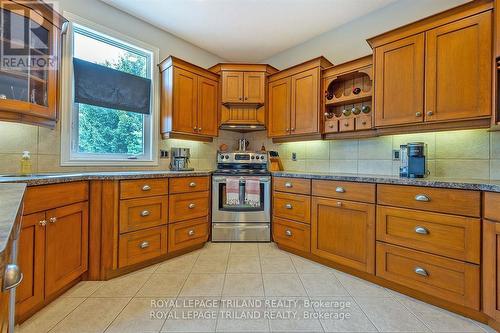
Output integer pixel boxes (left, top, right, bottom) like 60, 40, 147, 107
400, 142, 428, 178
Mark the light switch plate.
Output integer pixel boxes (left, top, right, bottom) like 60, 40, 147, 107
160, 150, 169, 159
291, 152, 297, 161
392, 149, 400, 161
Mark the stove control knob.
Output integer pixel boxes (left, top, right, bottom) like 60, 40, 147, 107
256, 156, 260, 160
251, 156, 255, 159
260, 155, 266, 160
224, 155, 229, 159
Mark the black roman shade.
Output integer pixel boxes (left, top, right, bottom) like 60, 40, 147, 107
73, 58, 151, 114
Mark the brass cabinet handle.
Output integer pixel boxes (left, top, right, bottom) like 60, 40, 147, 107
198, 128, 202, 132
39, 220, 47, 227
193, 126, 197, 130
244, 97, 248, 100
335, 186, 345, 193
414, 267, 428, 277
48, 217, 57, 224
414, 226, 429, 235
415, 194, 430, 202
188, 229, 195, 236
336, 201, 342, 207
140, 210, 150, 217
291, 128, 295, 132
427, 111, 434, 116
285, 182, 293, 188
285, 203, 293, 209
142, 185, 151, 191
188, 203, 196, 209
3, 264, 23, 291
344, 122, 349, 127
139, 241, 150, 249
328, 124, 334, 129
285, 229, 292, 237
362, 121, 367, 125
239, 97, 243, 101
285, 128, 289, 132
415, 112, 422, 117
189, 182, 197, 187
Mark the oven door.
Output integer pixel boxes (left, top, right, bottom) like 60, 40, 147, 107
212, 175, 271, 223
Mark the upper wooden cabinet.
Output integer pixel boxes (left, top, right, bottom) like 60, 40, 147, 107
268, 57, 332, 140
209, 63, 277, 130
159, 56, 219, 141
0, 1, 66, 128
369, 1, 493, 130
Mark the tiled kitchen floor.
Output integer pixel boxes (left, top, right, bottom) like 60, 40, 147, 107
17, 243, 496, 333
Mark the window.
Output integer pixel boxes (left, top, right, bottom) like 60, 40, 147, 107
61, 14, 159, 166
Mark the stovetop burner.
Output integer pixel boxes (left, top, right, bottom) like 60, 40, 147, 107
213, 169, 271, 176
215, 151, 270, 176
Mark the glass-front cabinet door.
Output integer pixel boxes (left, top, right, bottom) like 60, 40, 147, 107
0, 1, 63, 127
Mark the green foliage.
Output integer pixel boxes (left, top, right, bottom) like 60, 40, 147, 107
77, 52, 148, 155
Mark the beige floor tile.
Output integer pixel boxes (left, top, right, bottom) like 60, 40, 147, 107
475, 321, 498, 333
180, 273, 225, 296
136, 273, 187, 297
106, 297, 172, 333
17, 297, 85, 333
192, 254, 228, 273
200, 243, 231, 256
161, 297, 219, 332
299, 274, 349, 296
50, 297, 130, 333
334, 271, 391, 297
230, 243, 259, 256
290, 255, 330, 274
91, 271, 151, 297
258, 243, 289, 258
222, 274, 264, 296
217, 297, 269, 332
61, 281, 104, 298
261, 256, 295, 273
311, 296, 377, 332
262, 274, 307, 296
355, 296, 429, 332
155, 253, 198, 274
266, 297, 323, 332
396, 294, 483, 332
227, 255, 261, 273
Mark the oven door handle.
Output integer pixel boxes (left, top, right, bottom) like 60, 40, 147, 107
213, 177, 270, 183
213, 224, 269, 229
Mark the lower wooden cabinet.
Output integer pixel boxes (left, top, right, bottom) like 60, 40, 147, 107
118, 226, 168, 268
311, 197, 375, 273
377, 242, 480, 310
273, 217, 310, 252
483, 219, 500, 320
168, 218, 209, 253
169, 192, 210, 223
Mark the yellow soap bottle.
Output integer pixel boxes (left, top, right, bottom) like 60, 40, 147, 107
20, 151, 32, 176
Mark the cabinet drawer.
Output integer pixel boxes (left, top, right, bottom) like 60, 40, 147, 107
24, 182, 89, 215
273, 192, 311, 224
119, 196, 168, 233
377, 185, 480, 217
376, 206, 480, 263
118, 226, 167, 268
169, 176, 210, 194
355, 115, 372, 130
273, 177, 311, 195
484, 192, 500, 222
324, 119, 338, 133
376, 242, 480, 310
273, 217, 310, 252
312, 180, 375, 203
169, 192, 209, 223
120, 179, 168, 200
339, 117, 355, 132
168, 217, 208, 253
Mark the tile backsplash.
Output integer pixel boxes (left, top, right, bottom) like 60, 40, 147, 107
245, 129, 500, 180
0, 120, 498, 180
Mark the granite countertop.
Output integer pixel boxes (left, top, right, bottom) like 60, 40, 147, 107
272, 171, 500, 192
0, 170, 213, 186
0, 183, 26, 264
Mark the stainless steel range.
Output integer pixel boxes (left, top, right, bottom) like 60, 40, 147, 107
212, 151, 271, 242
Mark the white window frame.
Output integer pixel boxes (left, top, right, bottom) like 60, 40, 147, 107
60, 12, 159, 166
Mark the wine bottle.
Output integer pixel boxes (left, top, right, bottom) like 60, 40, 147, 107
351, 107, 361, 115
352, 87, 361, 95
361, 105, 371, 114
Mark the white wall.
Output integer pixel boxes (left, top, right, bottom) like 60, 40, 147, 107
262, 0, 470, 68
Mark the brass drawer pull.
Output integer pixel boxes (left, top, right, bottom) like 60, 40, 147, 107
415, 194, 430, 202
139, 241, 150, 249
414, 267, 428, 277
48, 217, 57, 224
336, 201, 342, 207
189, 182, 197, 187
188, 229, 195, 236
285, 229, 292, 237
414, 226, 429, 235
142, 185, 151, 191
39, 220, 47, 227
140, 210, 150, 217
335, 186, 345, 193
285, 182, 293, 188
188, 203, 196, 209
285, 203, 293, 209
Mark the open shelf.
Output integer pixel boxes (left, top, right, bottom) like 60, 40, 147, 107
325, 91, 372, 107
0, 69, 47, 84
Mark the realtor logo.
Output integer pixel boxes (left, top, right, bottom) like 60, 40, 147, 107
0, 0, 59, 71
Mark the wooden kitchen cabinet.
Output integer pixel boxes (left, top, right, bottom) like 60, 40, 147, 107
369, 1, 493, 130
221, 71, 244, 103
221, 71, 265, 104
484, 219, 500, 321
268, 57, 332, 140
159, 56, 219, 141
311, 197, 375, 273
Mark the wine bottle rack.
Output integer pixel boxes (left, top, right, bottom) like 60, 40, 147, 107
322, 56, 373, 135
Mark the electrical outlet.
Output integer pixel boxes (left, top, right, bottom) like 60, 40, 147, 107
291, 152, 297, 161
160, 150, 169, 159
392, 149, 400, 161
